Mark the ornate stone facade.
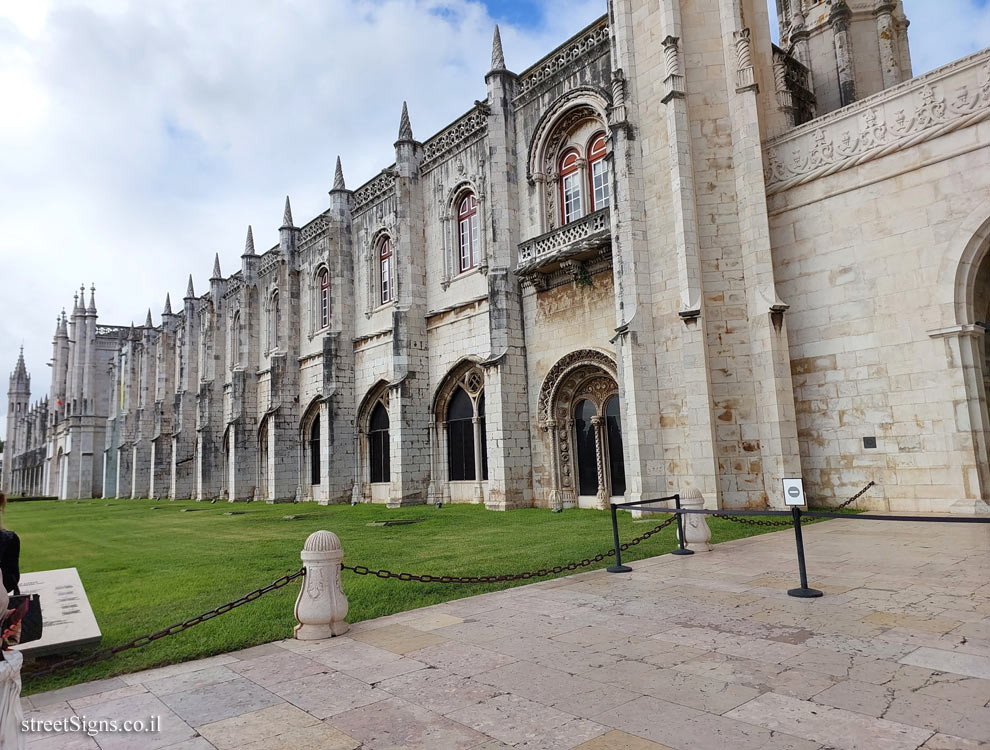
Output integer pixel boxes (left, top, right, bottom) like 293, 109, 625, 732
4, 1, 990, 514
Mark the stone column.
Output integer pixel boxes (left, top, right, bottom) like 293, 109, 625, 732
874, 1, 901, 89
592, 415, 608, 510
472, 415, 484, 504
831, 1, 857, 106
543, 420, 562, 511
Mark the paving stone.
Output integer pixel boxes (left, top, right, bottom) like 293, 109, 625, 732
270, 670, 387, 719
236, 723, 360, 750
920, 733, 990, 749
159, 677, 281, 727
473, 660, 604, 705
406, 641, 517, 677
331, 695, 487, 750
143, 666, 241, 697
306, 638, 403, 672
225, 643, 289, 661
375, 666, 500, 714
398, 612, 465, 631
197, 703, 321, 749
445, 693, 576, 746
899, 646, 990, 679
30, 678, 130, 708
725, 692, 934, 749
118, 655, 240, 686
862, 611, 962, 634
344, 655, 428, 684
19, 733, 100, 750
572, 729, 673, 750
430, 620, 517, 644
512, 718, 610, 749
68, 684, 148, 710
917, 673, 990, 706
350, 623, 451, 654
226, 650, 329, 688
159, 740, 217, 750
813, 678, 894, 716
72, 692, 198, 750
882, 690, 990, 742
592, 695, 820, 750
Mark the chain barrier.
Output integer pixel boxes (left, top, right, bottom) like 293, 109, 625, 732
709, 481, 876, 528
342, 514, 679, 585
24, 567, 305, 680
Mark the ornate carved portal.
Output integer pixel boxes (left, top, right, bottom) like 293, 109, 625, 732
538, 350, 625, 510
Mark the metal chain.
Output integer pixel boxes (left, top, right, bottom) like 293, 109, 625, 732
24, 567, 305, 680
710, 481, 876, 528
342, 514, 679, 585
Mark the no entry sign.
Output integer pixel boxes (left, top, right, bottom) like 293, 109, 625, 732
782, 478, 806, 507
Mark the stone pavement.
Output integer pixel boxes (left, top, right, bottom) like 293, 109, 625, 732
21, 516, 990, 750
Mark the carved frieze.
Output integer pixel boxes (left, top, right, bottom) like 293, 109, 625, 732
421, 104, 490, 173
514, 16, 610, 105
352, 167, 398, 212
765, 50, 990, 194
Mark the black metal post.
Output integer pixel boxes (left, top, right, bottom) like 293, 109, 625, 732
607, 503, 632, 573
670, 493, 694, 556
787, 506, 822, 598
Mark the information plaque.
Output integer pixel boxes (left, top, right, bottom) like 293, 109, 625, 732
12, 567, 102, 658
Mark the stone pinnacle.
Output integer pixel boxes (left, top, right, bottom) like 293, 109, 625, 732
332, 156, 346, 191
491, 25, 505, 70
398, 101, 413, 141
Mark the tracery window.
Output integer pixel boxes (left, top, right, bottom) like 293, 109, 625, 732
318, 268, 330, 330
457, 193, 479, 273
369, 401, 390, 483
447, 388, 476, 480
588, 132, 609, 211
559, 149, 583, 225
379, 238, 393, 305
309, 416, 321, 486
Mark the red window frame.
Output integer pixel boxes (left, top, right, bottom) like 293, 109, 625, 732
559, 148, 582, 225
319, 268, 330, 328
588, 132, 609, 211
457, 193, 479, 273
379, 238, 393, 305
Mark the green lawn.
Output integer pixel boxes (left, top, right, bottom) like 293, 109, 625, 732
10, 498, 789, 694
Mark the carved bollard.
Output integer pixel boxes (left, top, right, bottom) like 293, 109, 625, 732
680, 487, 712, 552
294, 530, 349, 639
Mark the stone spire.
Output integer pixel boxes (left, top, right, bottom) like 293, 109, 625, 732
145, 309, 153, 328
211, 253, 222, 279
332, 156, 346, 191
185, 274, 195, 299
72, 289, 81, 315
58, 310, 68, 337
87, 284, 97, 314
163, 293, 172, 316
12, 346, 28, 383
243, 226, 255, 256
397, 101, 414, 141
281, 196, 294, 228
491, 25, 505, 70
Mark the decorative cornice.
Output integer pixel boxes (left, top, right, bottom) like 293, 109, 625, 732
352, 167, 398, 212
421, 103, 490, 173
300, 213, 331, 250
765, 50, 990, 195
514, 16, 609, 105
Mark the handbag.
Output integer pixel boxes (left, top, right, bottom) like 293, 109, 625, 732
6, 594, 43, 644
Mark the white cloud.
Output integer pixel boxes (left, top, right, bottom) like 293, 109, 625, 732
0, 0, 985, 431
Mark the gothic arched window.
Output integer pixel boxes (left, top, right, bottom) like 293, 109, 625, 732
457, 193, 479, 273
318, 268, 330, 330
379, 238, 393, 305
588, 132, 609, 211
309, 416, 321, 486
369, 401, 390, 483
268, 291, 280, 352
230, 311, 241, 369
447, 388, 475, 481
574, 399, 598, 496
559, 149, 583, 225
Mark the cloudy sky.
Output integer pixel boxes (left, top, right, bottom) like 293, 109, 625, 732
1, 0, 988, 433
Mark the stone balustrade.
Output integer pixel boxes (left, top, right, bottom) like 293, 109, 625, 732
516, 207, 611, 277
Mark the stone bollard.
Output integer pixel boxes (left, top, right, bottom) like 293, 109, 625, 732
680, 487, 712, 552
294, 530, 349, 639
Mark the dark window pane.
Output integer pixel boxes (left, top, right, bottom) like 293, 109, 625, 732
605, 395, 625, 497
369, 402, 390, 483
309, 416, 321, 485
574, 399, 599, 496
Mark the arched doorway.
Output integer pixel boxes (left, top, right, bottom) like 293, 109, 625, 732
538, 350, 625, 510
300, 401, 323, 501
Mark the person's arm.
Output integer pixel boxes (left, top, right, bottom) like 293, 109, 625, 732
0, 533, 19, 595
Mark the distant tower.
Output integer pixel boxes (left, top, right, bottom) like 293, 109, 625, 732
778, 0, 912, 113
3, 347, 31, 492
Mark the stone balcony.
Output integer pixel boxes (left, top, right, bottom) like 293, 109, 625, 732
515, 207, 612, 288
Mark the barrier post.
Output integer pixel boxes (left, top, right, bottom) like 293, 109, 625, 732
787, 507, 822, 598
671, 492, 695, 556
294, 530, 350, 638
607, 504, 632, 573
